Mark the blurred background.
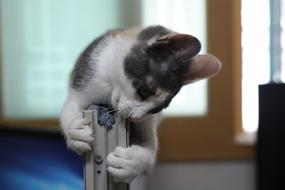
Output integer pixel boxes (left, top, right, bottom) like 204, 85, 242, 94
0, 0, 284, 190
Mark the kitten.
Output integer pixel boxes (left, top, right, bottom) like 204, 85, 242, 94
60, 25, 221, 183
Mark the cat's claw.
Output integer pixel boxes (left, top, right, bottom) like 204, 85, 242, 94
107, 145, 151, 183
65, 119, 94, 155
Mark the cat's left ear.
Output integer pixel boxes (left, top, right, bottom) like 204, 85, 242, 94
183, 54, 222, 84
145, 34, 201, 57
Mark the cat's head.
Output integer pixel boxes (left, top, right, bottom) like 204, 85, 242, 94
114, 30, 221, 121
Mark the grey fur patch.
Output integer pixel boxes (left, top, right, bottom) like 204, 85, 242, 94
137, 25, 171, 41
71, 29, 123, 90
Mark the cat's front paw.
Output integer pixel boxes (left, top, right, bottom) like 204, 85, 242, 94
106, 145, 154, 183
64, 118, 94, 155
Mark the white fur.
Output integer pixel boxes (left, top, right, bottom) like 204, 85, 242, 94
60, 31, 163, 182
107, 114, 160, 183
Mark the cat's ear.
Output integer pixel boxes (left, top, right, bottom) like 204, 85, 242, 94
183, 54, 222, 84
145, 34, 201, 57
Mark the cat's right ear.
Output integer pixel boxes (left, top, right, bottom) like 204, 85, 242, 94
183, 54, 222, 84
145, 34, 201, 57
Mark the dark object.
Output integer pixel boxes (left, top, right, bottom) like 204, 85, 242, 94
257, 83, 285, 190
87, 104, 117, 126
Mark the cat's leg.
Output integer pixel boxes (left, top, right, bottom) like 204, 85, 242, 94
106, 114, 160, 183
60, 90, 93, 155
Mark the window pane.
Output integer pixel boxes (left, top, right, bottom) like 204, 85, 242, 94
241, 0, 270, 132
281, 1, 285, 82
1, 0, 121, 118
143, 0, 207, 116
1, 0, 207, 119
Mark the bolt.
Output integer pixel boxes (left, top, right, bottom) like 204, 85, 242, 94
95, 154, 103, 164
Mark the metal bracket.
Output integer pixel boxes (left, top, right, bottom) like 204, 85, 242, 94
83, 104, 129, 190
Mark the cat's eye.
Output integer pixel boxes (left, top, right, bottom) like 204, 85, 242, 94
137, 85, 155, 100
171, 62, 182, 72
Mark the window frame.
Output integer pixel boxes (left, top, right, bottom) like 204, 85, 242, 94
157, 0, 253, 161
0, 0, 254, 160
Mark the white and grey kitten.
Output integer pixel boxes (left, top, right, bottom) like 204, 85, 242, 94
60, 25, 221, 183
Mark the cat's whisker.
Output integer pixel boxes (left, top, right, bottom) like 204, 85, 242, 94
128, 112, 133, 119
108, 110, 118, 115
117, 107, 130, 119
117, 112, 125, 119
107, 108, 119, 114
109, 107, 119, 112
107, 113, 117, 123
106, 111, 120, 124
117, 109, 123, 117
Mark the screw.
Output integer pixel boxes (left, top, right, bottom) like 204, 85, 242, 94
95, 154, 103, 164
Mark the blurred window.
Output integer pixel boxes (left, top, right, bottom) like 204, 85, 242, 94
1, 0, 122, 118
0, 0, 207, 119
